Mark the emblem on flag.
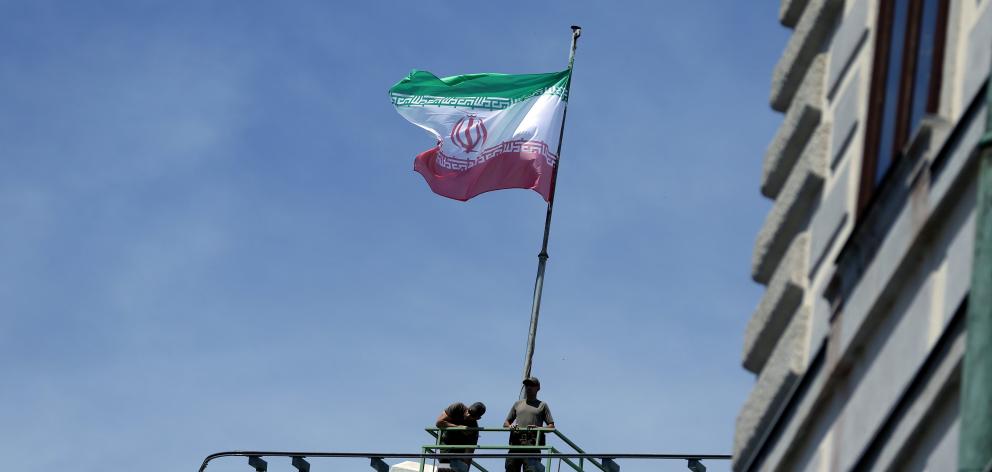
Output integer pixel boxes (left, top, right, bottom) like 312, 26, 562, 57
450, 114, 488, 153
389, 69, 570, 202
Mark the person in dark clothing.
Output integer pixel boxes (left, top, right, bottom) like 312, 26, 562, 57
504, 377, 555, 472
436, 401, 486, 472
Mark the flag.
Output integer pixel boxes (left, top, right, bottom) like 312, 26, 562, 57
389, 69, 570, 202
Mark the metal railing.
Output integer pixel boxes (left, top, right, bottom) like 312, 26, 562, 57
424, 427, 608, 472
198, 428, 730, 472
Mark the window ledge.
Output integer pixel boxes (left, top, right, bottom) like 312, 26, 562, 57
829, 113, 954, 312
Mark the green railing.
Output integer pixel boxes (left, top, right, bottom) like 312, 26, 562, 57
423, 427, 615, 472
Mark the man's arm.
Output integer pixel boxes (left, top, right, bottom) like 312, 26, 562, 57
436, 410, 460, 428
543, 404, 555, 429
503, 403, 517, 428
436, 404, 467, 429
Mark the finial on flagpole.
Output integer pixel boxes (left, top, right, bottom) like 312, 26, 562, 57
567, 26, 581, 70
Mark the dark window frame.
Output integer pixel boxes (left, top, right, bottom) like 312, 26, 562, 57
858, 0, 949, 216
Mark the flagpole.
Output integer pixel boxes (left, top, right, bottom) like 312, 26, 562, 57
520, 25, 581, 396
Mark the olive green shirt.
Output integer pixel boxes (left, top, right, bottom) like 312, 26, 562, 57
505, 399, 553, 427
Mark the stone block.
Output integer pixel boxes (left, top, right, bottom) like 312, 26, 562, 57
809, 156, 852, 279
762, 54, 826, 199
830, 67, 862, 169
743, 233, 809, 373
771, 0, 844, 112
810, 283, 832, 356
963, 3, 992, 109
781, 0, 811, 28
753, 123, 831, 284
734, 306, 811, 465
826, 0, 868, 98
942, 209, 974, 325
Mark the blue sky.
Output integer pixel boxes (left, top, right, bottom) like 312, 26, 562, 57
0, 2, 789, 471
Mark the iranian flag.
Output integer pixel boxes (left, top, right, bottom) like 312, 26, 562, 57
389, 69, 570, 202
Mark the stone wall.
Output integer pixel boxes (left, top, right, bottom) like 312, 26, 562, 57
733, 0, 988, 470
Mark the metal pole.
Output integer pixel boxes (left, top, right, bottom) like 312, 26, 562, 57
960, 73, 992, 470
520, 25, 581, 394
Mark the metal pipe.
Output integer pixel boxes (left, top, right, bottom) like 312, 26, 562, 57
960, 72, 992, 470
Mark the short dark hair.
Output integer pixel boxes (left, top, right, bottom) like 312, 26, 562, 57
469, 402, 486, 416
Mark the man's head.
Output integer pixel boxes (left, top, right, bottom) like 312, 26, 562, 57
468, 402, 486, 420
522, 377, 541, 397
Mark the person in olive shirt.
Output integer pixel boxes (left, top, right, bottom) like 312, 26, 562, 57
503, 377, 555, 472
436, 401, 486, 472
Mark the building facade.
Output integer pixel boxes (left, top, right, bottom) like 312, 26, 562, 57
734, 0, 990, 470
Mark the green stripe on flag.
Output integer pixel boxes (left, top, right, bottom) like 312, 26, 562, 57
389, 69, 570, 100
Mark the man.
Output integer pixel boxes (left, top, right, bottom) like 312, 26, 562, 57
435, 401, 486, 472
503, 377, 555, 472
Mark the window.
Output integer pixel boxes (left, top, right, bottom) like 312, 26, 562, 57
859, 0, 949, 214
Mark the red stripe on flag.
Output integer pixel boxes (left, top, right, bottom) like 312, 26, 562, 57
412, 144, 554, 202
